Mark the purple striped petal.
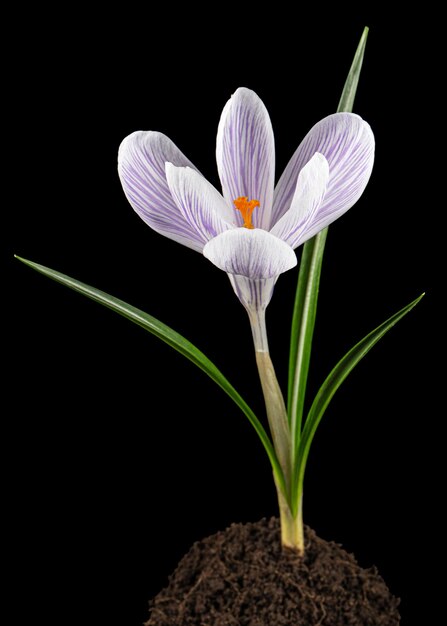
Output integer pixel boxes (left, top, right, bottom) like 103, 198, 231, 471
270, 153, 329, 249
228, 275, 277, 314
165, 164, 234, 242
118, 131, 205, 252
272, 113, 374, 239
203, 229, 296, 279
216, 88, 275, 231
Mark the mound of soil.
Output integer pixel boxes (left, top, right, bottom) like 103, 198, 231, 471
146, 517, 400, 625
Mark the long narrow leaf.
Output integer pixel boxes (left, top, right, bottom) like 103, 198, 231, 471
15, 255, 288, 498
287, 229, 327, 438
337, 27, 369, 113
291, 293, 424, 515
288, 27, 370, 453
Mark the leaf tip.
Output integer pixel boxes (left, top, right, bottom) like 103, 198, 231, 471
14, 254, 30, 266
358, 26, 369, 51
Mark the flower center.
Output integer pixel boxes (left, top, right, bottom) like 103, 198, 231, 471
233, 196, 260, 229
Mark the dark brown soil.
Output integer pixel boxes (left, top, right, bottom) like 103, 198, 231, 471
146, 517, 400, 626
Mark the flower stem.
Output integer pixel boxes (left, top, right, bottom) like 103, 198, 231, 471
248, 309, 291, 483
277, 488, 304, 554
255, 350, 290, 481
248, 307, 304, 554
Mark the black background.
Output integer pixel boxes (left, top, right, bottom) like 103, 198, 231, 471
6, 7, 439, 626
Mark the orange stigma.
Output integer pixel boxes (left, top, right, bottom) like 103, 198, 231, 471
233, 196, 260, 229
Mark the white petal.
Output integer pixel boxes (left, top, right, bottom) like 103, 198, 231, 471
216, 87, 275, 230
270, 153, 329, 248
272, 113, 375, 238
228, 275, 277, 314
165, 164, 234, 242
203, 229, 296, 279
118, 131, 205, 252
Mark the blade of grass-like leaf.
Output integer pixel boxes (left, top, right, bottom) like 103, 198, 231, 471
337, 27, 369, 113
291, 293, 424, 516
15, 255, 288, 498
287, 229, 327, 437
288, 26, 370, 454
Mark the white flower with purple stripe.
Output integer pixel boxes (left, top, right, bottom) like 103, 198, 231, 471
118, 88, 374, 313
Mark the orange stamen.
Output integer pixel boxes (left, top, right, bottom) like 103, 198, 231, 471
233, 196, 260, 229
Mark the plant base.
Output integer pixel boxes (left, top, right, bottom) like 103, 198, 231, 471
146, 517, 400, 626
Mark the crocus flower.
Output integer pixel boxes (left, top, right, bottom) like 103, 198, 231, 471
118, 88, 374, 318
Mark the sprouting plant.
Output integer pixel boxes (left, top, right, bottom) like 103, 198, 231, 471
16, 28, 423, 554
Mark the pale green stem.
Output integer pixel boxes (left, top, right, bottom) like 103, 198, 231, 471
248, 308, 290, 478
248, 306, 270, 353
255, 350, 290, 482
278, 488, 304, 554
248, 307, 304, 553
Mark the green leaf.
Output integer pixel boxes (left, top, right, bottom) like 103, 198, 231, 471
15, 255, 288, 498
337, 27, 369, 114
287, 229, 327, 441
288, 27, 370, 454
291, 293, 425, 515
